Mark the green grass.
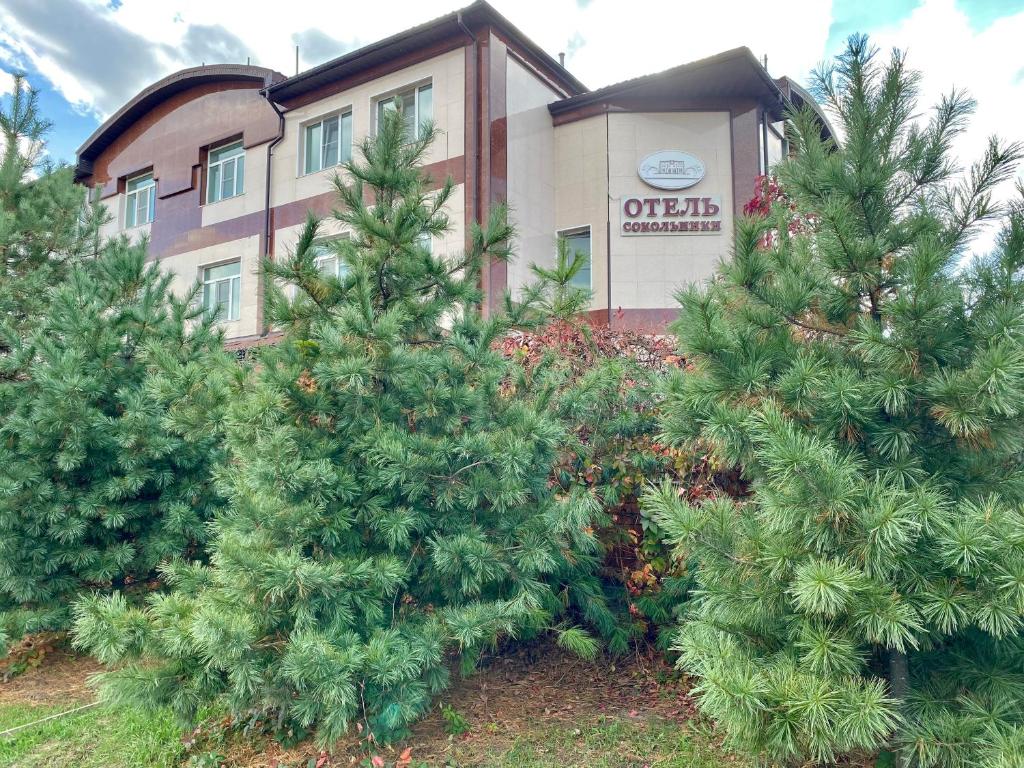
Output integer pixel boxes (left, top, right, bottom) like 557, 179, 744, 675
0, 703, 739, 768
427, 716, 745, 768
0, 701, 184, 768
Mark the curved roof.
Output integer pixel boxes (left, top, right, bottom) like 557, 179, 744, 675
75, 64, 285, 174
774, 76, 837, 143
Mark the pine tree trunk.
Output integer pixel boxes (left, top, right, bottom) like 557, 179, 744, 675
888, 649, 909, 767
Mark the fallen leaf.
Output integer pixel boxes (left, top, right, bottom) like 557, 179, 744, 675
397, 747, 413, 767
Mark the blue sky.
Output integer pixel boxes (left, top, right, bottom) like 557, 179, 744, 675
2, 0, 1023, 185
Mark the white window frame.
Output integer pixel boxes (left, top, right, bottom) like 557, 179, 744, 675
374, 81, 433, 141
309, 234, 351, 278
415, 231, 432, 255
202, 260, 241, 322
206, 140, 245, 203
124, 172, 155, 228
301, 110, 353, 176
558, 225, 593, 291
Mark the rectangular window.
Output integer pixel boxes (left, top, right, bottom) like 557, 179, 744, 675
202, 261, 241, 321
207, 141, 245, 203
560, 226, 592, 290
303, 111, 352, 174
416, 231, 432, 255
376, 82, 432, 141
310, 239, 349, 278
125, 173, 155, 228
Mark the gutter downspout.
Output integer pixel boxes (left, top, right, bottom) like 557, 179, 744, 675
761, 108, 770, 176
606, 112, 612, 326
259, 87, 287, 338
457, 12, 483, 309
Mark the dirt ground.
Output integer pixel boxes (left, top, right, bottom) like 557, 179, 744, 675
214, 643, 702, 767
1, 639, 704, 767
0, 641, 100, 707
407, 645, 696, 759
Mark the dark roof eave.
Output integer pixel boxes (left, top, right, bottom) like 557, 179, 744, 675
75, 64, 286, 178
548, 47, 787, 118
267, 0, 586, 104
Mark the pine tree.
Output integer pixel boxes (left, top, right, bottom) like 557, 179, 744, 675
0, 74, 102, 359
74, 110, 610, 746
0, 75, 230, 645
0, 239, 231, 644
643, 37, 1024, 766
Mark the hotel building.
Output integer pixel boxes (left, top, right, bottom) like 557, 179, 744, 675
73, 0, 830, 348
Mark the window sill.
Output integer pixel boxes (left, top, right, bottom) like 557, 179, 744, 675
298, 163, 347, 179
203, 193, 244, 207
370, 129, 430, 144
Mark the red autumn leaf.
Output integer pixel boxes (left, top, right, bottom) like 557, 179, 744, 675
397, 747, 414, 767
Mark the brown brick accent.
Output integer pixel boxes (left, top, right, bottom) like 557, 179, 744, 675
585, 307, 678, 331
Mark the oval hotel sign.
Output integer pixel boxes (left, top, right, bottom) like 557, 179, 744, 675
638, 150, 705, 190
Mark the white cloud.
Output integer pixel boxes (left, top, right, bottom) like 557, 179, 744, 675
0, 64, 31, 97
545, 0, 832, 88
0, 0, 834, 122
867, 0, 1024, 257
0, 0, 176, 116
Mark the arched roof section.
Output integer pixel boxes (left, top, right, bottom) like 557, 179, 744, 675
75, 64, 284, 180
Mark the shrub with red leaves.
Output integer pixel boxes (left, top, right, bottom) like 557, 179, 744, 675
498, 318, 679, 376
497, 318, 723, 649
743, 174, 789, 217
743, 174, 817, 248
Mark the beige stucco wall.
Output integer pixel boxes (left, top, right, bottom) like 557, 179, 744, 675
505, 57, 559, 299
273, 183, 466, 272
201, 143, 269, 227
96, 195, 122, 243
157, 233, 263, 340
607, 111, 734, 309
553, 114, 609, 311
96, 192, 150, 245
270, 48, 465, 210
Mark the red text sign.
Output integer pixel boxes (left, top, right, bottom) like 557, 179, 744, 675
620, 195, 723, 235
